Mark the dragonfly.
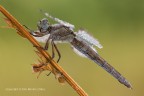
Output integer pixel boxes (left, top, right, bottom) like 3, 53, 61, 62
28, 13, 132, 88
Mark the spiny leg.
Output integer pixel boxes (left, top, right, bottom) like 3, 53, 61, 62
23, 25, 46, 49
46, 41, 61, 76
23, 25, 34, 36
46, 40, 56, 76
51, 40, 55, 59
23, 25, 35, 36
44, 37, 51, 50
33, 36, 51, 50
53, 41, 61, 63
23, 25, 31, 30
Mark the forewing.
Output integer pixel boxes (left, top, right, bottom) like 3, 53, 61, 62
44, 13, 75, 30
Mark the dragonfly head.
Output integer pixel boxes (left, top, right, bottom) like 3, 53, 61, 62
37, 18, 50, 32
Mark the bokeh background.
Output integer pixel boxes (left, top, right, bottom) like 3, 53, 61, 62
0, 0, 144, 96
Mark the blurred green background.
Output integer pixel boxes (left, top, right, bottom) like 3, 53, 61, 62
0, 0, 144, 96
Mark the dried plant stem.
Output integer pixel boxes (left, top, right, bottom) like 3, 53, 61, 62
0, 5, 88, 96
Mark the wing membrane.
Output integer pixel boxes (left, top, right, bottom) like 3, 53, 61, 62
76, 30, 103, 49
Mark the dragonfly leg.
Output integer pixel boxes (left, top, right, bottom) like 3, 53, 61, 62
44, 41, 54, 77
46, 41, 61, 76
24, 25, 46, 37
51, 40, 55, 59
23, 25, 31, 30
23, 25, 35, 35
46, 40, 56, 76
44, 37, 51, 50
53, 41, 61, 63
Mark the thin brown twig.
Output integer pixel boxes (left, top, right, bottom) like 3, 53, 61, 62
0, 5, 88, 96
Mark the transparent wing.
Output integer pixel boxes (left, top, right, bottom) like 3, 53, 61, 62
75, 30, 103, 49
44, 13, 75, 30
72, 29, 102, 57
71, 46, 87, 58
33, 34, 68, 44
72, 44, 98, 58
33, 34, 50, 43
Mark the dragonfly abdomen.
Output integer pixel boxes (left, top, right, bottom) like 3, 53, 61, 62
71, 38, 132, 88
